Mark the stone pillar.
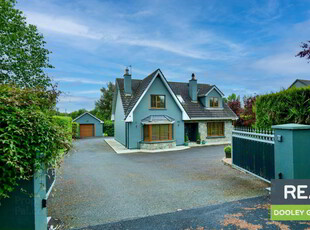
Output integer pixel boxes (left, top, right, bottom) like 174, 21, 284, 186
272, 123, 310, 179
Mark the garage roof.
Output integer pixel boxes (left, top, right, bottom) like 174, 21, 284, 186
73, 112, 104, 123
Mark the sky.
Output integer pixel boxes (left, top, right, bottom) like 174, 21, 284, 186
16, 0, 310, 112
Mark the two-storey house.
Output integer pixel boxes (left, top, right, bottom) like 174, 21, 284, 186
111, 68, 237, 150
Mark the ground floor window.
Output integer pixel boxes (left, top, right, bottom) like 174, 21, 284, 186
207, 122, 224, 136
143, 124, 172, 141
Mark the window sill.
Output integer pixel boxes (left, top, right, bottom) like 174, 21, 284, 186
149, 108, 167, 110
140, 140, 175, 144
206, 136, 226, 139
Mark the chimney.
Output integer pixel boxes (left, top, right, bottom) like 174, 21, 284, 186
189, 73, 197, 102
124, 67, 132, 95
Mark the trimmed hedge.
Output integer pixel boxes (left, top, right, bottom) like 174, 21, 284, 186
72, 122, 79, 139
104, 120, 114, 136
53, 116, 72, 143
256, 86, 310, 129
0, 85, 69, 199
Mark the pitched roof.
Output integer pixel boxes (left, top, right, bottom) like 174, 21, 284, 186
73, 112, 104, 123
299, 79, 310, 86
289, 79, 310, 88
115, 69, 237, 120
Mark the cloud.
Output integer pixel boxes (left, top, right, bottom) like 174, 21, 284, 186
53, 77, 107, 85
252, 53, 310, 76
58, 95, 96, 103
23, 8, 246, 61
57, 95, 97, 112
25, 11, 103, 39
72, 90, 101, 95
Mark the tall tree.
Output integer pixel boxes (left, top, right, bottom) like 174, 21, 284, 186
0, 0, 53, 88
241, 96, 257, 127
296, 41, 310, 61
95, 82, 115, 121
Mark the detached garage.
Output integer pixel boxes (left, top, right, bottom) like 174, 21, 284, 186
73, 112, 104, 138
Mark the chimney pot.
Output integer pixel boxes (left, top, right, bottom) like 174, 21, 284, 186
124, 67, 130, 76
191, 73, 196, 80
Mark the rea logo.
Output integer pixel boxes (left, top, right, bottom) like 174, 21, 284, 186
271, 180, 310, 220
284, 185, 310, 200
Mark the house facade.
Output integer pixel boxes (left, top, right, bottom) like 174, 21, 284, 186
112, 68, 238, 150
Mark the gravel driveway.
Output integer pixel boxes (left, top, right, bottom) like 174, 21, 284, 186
48, 138, 268, 229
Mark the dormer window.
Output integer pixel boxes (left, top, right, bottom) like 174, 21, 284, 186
151, 95, 166, 109
210, 97, 219, 108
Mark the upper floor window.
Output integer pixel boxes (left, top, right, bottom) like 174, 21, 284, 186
210, 97, 219, 108
151, 95, 165, 109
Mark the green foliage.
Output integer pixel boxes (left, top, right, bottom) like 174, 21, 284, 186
69, 109, 87, 120
184, 133, 189, 142
256, 87, 310, 129
196, 132, 201, 141
104, 120, 114, 136
52, 116, 72, 143
0, 0, 53, 88
227, 93, 240, 102
72, 122, 79, 139
103, 133, 108, 137
94, 82, 115, 120
224, 146, 232, 158
0, 85, 69, 199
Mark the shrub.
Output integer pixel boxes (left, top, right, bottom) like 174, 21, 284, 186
184, 133, 189, 142
196, 132, 201, 141
52, 116, 72, 143
0, 85, 69, 199
224, 146, 232, 158
103, 133, 108, 137
72, 122, 79, 139
256, 87, 310, 129
104, 120, 114, 136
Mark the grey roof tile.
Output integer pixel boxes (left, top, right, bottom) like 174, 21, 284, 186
115, 69, 237, 120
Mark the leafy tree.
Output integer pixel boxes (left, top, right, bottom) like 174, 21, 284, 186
241, 96, 257, 127
0, 0, 53, 88
69, 109, 88, 120
95, 82, 115, 120
296, 41, 310, 61
226, 93, 243, 126
227, 93, 240, 102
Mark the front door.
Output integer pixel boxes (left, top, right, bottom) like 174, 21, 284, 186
185, 123, 198, 142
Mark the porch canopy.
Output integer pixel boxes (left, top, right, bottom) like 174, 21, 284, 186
141, 115, 175, 125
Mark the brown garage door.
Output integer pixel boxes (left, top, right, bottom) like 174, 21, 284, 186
80, 124, 94, 138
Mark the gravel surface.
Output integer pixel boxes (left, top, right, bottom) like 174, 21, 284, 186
48, 138, 268, 229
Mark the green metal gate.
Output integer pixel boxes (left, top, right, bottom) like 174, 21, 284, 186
232, 128, 275, 182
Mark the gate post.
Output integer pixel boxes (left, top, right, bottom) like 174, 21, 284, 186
272, 123, 310, 179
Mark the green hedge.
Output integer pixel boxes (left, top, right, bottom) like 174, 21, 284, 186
0, 85, 69, 199
52, 116, 72, 143
72, 122, 79, 139
256, 86, 310, 129
104, 120, 114, 136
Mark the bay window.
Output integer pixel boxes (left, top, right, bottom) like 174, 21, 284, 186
143, 124, 172, 141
